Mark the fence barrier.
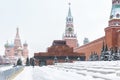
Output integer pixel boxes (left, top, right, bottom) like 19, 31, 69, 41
0, 66, 24, 80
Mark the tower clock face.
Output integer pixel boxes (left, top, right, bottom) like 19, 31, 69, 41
68, 28, 72, 32
69, 18, 71, 21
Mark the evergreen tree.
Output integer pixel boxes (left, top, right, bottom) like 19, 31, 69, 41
101, 42, 105, 52
65, 56, 69, 62
30, 58, 33, 65
26, 57, 30, 66
115, 47, 118, 53
31, 58, 35, 67
105, 44, 108, 51
54, 56, 58, 64
17, 58, 22, 66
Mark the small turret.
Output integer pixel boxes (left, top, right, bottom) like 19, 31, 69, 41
23, 41, 29, 59
4, 41, 9, 48
83, 37, 89, 45
23, 41, 28, 47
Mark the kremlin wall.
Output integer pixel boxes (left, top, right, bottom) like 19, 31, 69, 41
74, 37, 105, 60
74, 0, 120, 60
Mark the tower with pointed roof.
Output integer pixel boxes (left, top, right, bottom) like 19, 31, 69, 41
14, 27, 23, 57
14, 27, 22, 50
63, 3, 78, 49
105, 0, 120, 49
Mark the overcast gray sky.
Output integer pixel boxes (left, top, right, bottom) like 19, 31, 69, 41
0, 0, 112, 57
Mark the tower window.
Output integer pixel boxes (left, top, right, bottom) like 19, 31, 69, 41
116, 14, 120, 18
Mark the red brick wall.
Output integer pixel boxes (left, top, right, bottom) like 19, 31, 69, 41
46, 60, 54, 65
65, 38, 78, 48
105, 26, 120, 49
47, 45, 73, 54
118, 32, 120, 47
74, 37, 105, 60
74, 26, 120, 60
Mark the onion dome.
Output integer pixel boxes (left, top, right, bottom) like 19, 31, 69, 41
4, 41, 10, 48
23, 41, 28, 47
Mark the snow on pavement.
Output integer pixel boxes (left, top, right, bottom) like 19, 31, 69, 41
14, 66, 88, 80
14, 61, 120, 80
33, 66, 88, 80
13, 66, 33, 80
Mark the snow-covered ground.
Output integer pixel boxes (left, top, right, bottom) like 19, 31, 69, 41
0, 65, 13, 71
14, 61, 120, 80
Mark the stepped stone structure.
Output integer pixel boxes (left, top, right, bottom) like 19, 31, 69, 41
34, 40, 85, 65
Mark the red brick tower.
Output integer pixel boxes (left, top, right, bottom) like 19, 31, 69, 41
105, 0, 120, 49
63, 3, 78, 49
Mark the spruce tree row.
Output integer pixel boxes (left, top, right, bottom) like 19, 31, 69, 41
16, 57, 35, 67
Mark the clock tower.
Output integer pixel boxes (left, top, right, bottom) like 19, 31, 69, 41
63, 3, 78, 49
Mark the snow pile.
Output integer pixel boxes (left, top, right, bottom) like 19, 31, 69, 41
0, 65, 13, 71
